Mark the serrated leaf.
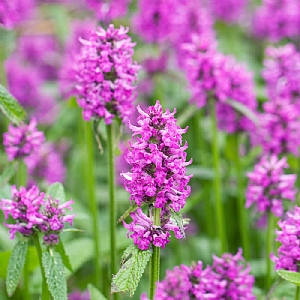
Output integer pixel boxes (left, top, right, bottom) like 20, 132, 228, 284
88, 284, 107, 300
46, 182, 66, 202
6, 240, 28, 296
170, 208, 187, 239
55, 240, 73, 272
121, 243, 138, 265
42, 251, 68, 300
226, 99, 259, 125
118, 204, 139, 223
111, 244, 152, 296
0, 83, 26, 125
277, 270, 300, 286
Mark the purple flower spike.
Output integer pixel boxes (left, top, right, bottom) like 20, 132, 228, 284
121, 100, 192, 211
0, 185, 45, 239
271, 206, 300, 271
3, 119, 45, 161
246, 155, 297, 218
74, 24, 139, 124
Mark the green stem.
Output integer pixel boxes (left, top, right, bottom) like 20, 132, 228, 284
83, 121, 101, 288
266, 212, 275, 292
17, 160, 27, 187
295, 286, 300, 300
210, 99, 226, 254
150, 207, 161, 300
33, 234, 49, 300
233, 133, 250, 260
106, 123, 118, 300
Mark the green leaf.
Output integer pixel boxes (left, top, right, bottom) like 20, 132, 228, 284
111, 244, 152, 296
88, 284, 107, 300
6, 240, 28, 296
277, 270, 300, 286
169, 208, 187, 239
117, 203, 139, 223
0, 162, 17, 188
55, 240, 73, 272
46, 182, 66, 202
0, 83, 26, 125
226, 98, 259, 125
42, 251, 68, 300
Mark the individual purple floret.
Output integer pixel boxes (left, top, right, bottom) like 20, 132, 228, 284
246, 155, 297, 218
271, 206, 300, 271
123, 207, 184, 250
0, 0, 34, 29
121, 101, 192, 212
0, 185, 45, 239
253, 97, 300, 156
132, 0, 175, 43
74, 24, 139, 124
263, 44, 300, 107
210, 0, 248, 23
40, 196, 74, 246
25, 142, 66, 186
252, 0, 300, 41
3, 119, 45, 161
211, 248, 256, 300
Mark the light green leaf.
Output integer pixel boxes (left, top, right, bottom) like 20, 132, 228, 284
88, 284, 107, 300
46, 182, 66, 202
0, 83, 26, 125
111, 244, 152, 296
6, 240, 28, 296
117, 204, 139, 223
0, 162, 17, 188
277, 270, 300, 286
170, 208, 187, 239
42, 251, 68, 300
55, 240, 73, 272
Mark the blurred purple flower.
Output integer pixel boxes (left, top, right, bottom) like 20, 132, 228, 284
271, 206, 300, 271
246, 155, 297, 218
121, 101, 192, 212
253, 0, 300, 41
0, 0, 34, 29
74, 24, 139, 124
3, 119, 45, 161
68, 290, 90, 300
25, 142, 66, 186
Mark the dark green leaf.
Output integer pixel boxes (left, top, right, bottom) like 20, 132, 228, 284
111, 244, 152, 296
6, 240, 28, 296
277, 270, 300, 286
42, 251, 68, 300
88, 284, 107, 300
46, 182, 66, 202
0, 83, 26, 125
55, 240, 73, 272
117, 204, 139, 223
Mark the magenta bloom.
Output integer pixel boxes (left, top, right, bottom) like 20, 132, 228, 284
68, 290, 90, 300
25, 142, 66, 186
0, 185, 74, 245
271, 206, 300, 271
246, 155, 297, 218
253, 0, 300, 41
121, 101, 192, 212
3, 119, 45, 161
0, 0, 34, 29
123, 207, 184, 250
75, 24, 139, 124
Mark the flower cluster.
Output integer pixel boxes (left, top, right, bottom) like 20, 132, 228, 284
142, 249, 255, 299
246, 155, 297, 218
3, 119, 45, 161
253, 0, 300, 41
122, 101, 192, 249
271, 206, 300, 271
0, 185, 74, 245
123, 207, 184, 250
74, 24, 139, 124
122, 101, 192, 212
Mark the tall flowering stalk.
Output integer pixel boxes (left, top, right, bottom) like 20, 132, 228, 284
74, 23, 139, 294
120, 101, 192, 298
246, 155, 297, 291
